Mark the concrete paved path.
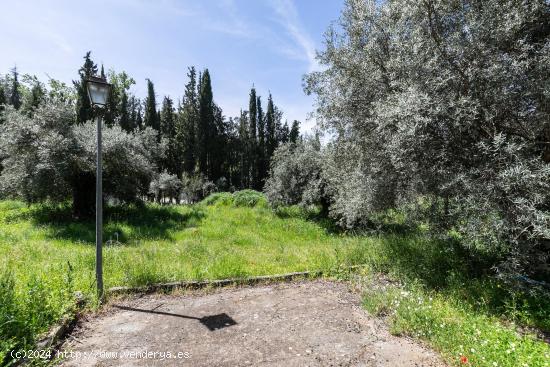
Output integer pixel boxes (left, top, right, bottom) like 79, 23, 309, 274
60, 280, 445, 366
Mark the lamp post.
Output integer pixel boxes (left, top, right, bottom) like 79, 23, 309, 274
86, 75, 111, 301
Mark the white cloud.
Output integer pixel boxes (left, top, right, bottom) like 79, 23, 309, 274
268, 0, 319, 72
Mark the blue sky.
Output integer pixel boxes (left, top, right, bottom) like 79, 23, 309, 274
0, 0, 344, 131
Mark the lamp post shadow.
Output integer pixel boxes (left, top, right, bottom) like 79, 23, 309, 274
113, 305, 237, 331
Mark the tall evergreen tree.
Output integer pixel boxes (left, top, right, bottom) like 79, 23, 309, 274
106, 70, 136, 129
248, 87, 257, 187
136, 103, 143, 130
279, 120, 290, 144
256, 96, 267, 188
238, 110, 250, 188
0, 83, 5, 109
178, 67, 199, 175
74, 51, 98, 124
198, 69, 214, 178
129, 96, 138, 131
0, 82, 6, 122
160, 96, 179, 175
144, 78, 159, 132
9, 66, 22, 110
289, 120, 301, 144
266, 93, 276, 159
119, 91, 131, 132
21, 77, 45, 117
211, 104, 225, 181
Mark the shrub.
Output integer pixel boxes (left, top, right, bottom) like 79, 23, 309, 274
180, 173, 213, 204
201, 192, 234, 206
149, 171, 181, 203
264, 138, 329, 214
232, 190, 267, 208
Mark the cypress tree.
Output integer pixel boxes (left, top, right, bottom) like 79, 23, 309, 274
266, 93, 276, 158
74, 52, 98, 124
160, 96, 178, 175
0, 83, 6, 122
129, 96, 138, 131
0, 83, 5, 108
289, 120, 301, 144
248, 87, 257, 187
238, 110, 250, 188
280, 120, 290, 144
9, 66, 22, 110
22, 79, 45, 117
212, 104, 225, 181
144, 78, 159, 132
178, 67, 199, 175
256, 96, 266, 188
248, 87, 257, 142
198, 69, 214, 178
136, 103, 143, 130
119, 91, 131, 132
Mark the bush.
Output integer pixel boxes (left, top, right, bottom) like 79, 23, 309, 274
200, 191, 267, 208
149, 171, 181, 203
232, 190, 267, 208
180, 173, 215, 204
264, 138, 328, 213
201, 192, 234, 206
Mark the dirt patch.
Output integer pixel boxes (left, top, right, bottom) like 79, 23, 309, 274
59, 280, 445, 366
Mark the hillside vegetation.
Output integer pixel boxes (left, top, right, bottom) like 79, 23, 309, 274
1, 194, 549, 366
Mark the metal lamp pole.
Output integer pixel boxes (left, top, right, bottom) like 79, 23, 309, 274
86, 75, 111, 302
96, 114, 103, 301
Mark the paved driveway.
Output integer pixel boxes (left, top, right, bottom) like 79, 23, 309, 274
60, 280, 445, 366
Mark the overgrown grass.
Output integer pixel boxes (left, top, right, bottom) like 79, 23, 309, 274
356, 232, 550, 367
1, 197, 548, 366
362, 281, 549, 367
0, 197, 366, 364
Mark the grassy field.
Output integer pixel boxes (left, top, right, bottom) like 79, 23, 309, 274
1, 194, 549, 366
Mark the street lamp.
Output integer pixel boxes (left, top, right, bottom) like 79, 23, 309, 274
86, 75, 111, 301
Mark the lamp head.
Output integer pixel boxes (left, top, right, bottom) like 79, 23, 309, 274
86, 75, 111, 107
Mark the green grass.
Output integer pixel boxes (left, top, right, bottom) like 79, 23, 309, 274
0, 198, 368, 364
362, 281, 549, 367
0, 197, 548, 366
357, 234, 550, 367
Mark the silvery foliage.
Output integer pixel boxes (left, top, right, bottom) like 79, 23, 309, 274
180, 172, 214, 204
303, 0, 550, 278
0, 102, 157, 203
149, 171, 182, 201
264, 137, 325, 208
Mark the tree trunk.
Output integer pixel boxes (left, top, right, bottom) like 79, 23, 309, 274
71, 172, 96, 220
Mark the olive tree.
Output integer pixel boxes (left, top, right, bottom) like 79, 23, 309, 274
0, 102, 158, 217
303, 0, 550, 279
264, 138, 330, 215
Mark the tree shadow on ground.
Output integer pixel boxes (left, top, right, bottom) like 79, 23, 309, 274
273, 205, 416, 236
273, 205, 343, 234
10, 202, 205, 245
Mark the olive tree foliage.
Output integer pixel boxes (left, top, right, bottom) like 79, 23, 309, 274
179, 172, 216, 204
149, 171, 182, 203
302, 0, 550, 279
264, 137, 329, 214
0, 101, 157, 213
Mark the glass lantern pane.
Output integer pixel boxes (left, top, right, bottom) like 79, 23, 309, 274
88, 83, 109, 106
